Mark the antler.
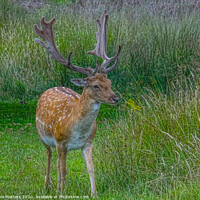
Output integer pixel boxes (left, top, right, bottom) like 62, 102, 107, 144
34, 17, 97, 77
88, 10, 121, 74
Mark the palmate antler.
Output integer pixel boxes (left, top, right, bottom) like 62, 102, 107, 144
88, 10, 121, 74
34, 17, 97, 77
34, 11, 120, 76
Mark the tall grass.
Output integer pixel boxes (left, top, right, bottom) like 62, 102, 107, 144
1, 0, 200, 100
95, 88, 200, 197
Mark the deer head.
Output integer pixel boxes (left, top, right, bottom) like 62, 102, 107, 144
72, 73, 119, 104
34, 10, 121, 105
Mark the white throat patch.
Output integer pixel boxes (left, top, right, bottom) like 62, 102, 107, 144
93, 102, 101, 111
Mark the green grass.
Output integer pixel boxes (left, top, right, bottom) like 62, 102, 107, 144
0, 89, 200, 199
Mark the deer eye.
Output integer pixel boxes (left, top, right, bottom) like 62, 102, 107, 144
93, 85, 100, 90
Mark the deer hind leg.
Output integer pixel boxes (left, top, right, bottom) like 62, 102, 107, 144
45, 146, 53, 189
40, 139, 53, 190
57, 143, 67, 192
82, 144, 97, 197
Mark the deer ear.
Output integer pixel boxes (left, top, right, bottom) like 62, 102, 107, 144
71, 78, 88, 87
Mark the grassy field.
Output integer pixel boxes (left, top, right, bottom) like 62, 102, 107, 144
1, 90, 200, 199
1, 0, 200, 199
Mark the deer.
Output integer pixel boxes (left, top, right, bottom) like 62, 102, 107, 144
34, 10, 121, 196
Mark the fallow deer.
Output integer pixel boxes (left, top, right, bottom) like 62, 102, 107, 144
34, 10, 121, 196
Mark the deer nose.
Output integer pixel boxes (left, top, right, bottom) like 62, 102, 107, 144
111, 95, 119, 103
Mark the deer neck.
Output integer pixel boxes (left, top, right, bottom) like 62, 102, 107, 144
79, 87, 101, 117
74, 87, 101, 130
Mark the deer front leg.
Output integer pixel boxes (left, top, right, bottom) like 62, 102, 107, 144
82, 144, 97, 196
57, 157, 61, 191
57, 143, 67, 192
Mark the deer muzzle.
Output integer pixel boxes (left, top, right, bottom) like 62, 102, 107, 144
110, 95, 119, 104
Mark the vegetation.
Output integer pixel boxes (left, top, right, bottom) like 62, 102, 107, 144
0, 0, 200, 199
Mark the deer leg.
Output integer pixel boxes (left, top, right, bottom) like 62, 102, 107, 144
82, 144, 97, 196
45, 146, 53, 189
57, 143, 67, 192
39, 137, 53, 190
57, 157, 61, 191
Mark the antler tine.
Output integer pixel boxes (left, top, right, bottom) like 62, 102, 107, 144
100, 45, 121, 72
34, 17, 94, 77
102, 58, 119, 74
88, 10, 121, 74
94, 59, 100, 74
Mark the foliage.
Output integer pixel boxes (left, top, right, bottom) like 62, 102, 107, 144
1, 0, 200, 100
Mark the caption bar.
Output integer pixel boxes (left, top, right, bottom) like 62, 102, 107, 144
0, 195, 89, 199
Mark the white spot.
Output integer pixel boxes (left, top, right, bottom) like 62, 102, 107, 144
93, 103, 101, 111
58, 117, 62, 121
36, 117, 46, 126
55, 87, 75, 100
63, 116, 66, 119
